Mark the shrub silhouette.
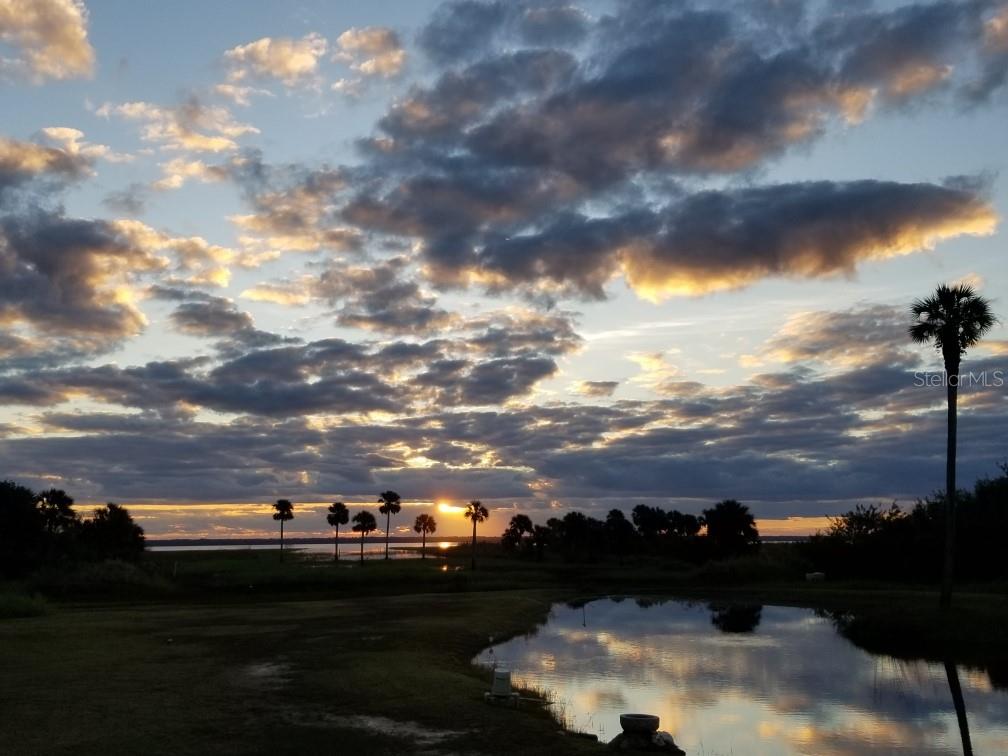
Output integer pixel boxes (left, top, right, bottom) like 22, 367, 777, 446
78, 503, 145, 562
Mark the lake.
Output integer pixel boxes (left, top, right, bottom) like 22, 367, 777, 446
149, 540, 456, 559
474, 598, 1008, 754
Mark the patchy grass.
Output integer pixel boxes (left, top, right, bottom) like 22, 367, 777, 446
0, 584, 599, 755
0, 589, 49, 619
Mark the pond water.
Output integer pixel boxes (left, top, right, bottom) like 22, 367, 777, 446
474, 598, 1008, 755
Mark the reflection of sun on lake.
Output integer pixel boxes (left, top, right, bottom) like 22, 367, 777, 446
474, 598, 1008, 754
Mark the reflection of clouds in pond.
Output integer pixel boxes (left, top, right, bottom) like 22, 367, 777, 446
476, 599, 1008, 754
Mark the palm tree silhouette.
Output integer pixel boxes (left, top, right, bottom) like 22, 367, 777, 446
272, 499, 294, 561
377, 490, 401, 560
702, 499, 759, 557
910, 283, 995, 608
326, 501, 349, 561
352, 511, 377, 563
463, 500, 489, 570
414, 513, 437, 559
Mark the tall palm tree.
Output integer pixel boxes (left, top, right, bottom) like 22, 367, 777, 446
352, 511, 377, 563
413, 513, 437, 559
272, 499, 294, 561
326, 501, 349, 561
463, 500, 489, 570
910, 283, 995, 609
377, 490, 401, 560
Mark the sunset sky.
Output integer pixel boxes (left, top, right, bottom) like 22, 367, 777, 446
2, 0, 1007, 540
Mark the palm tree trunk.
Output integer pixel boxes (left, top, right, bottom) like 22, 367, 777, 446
385, 511, 390, 560
280, 519, 284, 562
422, 531, 426, 559
941, 369, 958, 609
471, 520, 477, 570
334, 525, 339, 561
945, 659, 973, 756
360, 532, 364, 562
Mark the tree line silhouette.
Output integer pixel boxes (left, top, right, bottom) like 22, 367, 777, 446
267, 493, 760, 567
499, 499, 761, 563
0, 481, 145, 576
802, 464, 1008, 583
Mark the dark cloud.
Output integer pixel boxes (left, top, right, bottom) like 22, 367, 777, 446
5, 341, 1006, 510
0, 305, 581, 414
518, 4, 590, 45
332, 1, 1003, 300
377, 49, 577, 143
413, 179, 994, 298
149, 286, 295, 351
417, 0, 510, 64
314, 257, 458, 335
576, 380, 619, 397
102, 183, 149, 215
0, 208, 165, 347
817, 0, 990, 105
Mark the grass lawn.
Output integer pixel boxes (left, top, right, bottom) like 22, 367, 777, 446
3, 548, 1007, 754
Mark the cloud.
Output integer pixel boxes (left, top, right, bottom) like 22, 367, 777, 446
518, 4, 590, 46
388, 179, 995, 300
0, 0, 94, 81
151, 287, 293, 351
312, 257, 458, 335
212, 83, 274, 107
758, 304, 921, 370
222, 152, 360, 259
574, 380, 618, 398
0, 300, 584, 415
97, 97, 259, 153
0, 133, 92, 193
151, 157, 229, 191
335, 26, 405, 77
332, 1, 1006, 301
224, 33, 327, 87
35, 126, 131, 163
418, 0, 509, 65
101, 183, 148, 215
6, 339, 1005, 509
0, 208, 166, 358
618, 179, 998, 300
376, 49, 576, 142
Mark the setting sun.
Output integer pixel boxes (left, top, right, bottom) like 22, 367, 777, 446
437, 502, 465, 515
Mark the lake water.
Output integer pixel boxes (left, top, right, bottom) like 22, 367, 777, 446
474, 598, 1008, 754
149, 540, 456, 560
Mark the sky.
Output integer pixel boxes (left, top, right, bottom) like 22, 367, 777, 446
1, 0, 1007, 540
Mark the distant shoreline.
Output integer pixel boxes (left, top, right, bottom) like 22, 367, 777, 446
147, 534, 808, 547
147, 536, 478, 547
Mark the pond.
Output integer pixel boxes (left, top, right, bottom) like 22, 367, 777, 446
474, 598, 1008, 755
